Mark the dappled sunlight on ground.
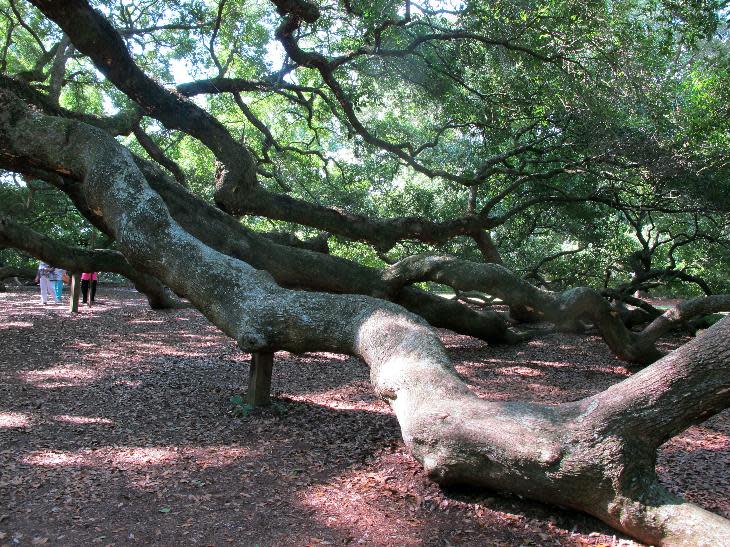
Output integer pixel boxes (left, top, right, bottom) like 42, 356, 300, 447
0, 321, 34, 329
445, 329, 633, 403
52, 415, 114, 426
285, 390, 392, 414
0, 411, 32, 428
657, 419, 730, 519
494, 365, 545, 376
22, 445, 256, 470
17, 364, 104, 389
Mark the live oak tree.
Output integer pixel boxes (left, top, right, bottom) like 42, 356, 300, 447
0, 0, 729, 544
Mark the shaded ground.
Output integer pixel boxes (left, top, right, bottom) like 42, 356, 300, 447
1, 286, 728, 546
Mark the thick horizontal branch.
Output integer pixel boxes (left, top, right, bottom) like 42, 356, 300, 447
235, 190, 493, 251
0, 214, 180, 309
0, 75, 516, 343
383, 254, 730, 364
0, 74, 141, 136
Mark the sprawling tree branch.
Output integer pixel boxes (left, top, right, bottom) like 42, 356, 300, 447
1, 87, 728, 545
0, 73, 142, 136
29, 0, 257, 192
0, 73, 518, 343
0, 214, 180, 309
383, 254, 730, 364
132, 123, 187, 187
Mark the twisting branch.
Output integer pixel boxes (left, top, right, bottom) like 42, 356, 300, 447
0, 74, 142, 135
0, 215, 181, 309
523, 246, 586, 285
132, 123, 187, 187
0, 75, 517, 344
9, 0, 47, 53
382, 254, 730, 364
14, 43, 59, 82
1, 87, 728, 545
29, 0, 258, 193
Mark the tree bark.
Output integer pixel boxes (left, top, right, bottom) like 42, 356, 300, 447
382, 254, 730, 364
1, 85, 728, 546
0, 90, 515, 345
0, 215, 181, 309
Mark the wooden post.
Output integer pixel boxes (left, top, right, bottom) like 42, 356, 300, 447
68, 272, 81, 313
248, 351, 274, 407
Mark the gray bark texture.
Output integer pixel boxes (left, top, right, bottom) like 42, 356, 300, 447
1, 87, 729, 546
383, 254, 730, 364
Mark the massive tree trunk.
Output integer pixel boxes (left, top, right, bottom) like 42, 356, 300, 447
0, 75, 519, 345
17, 0, 726, 361
1, 85, 728, 545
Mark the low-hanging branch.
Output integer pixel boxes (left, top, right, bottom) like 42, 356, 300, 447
382, 254, 730, 364
1, 85, 728, 546
0, 214, 181, 309
29, 0, 258, 194
0, 73, 518, 344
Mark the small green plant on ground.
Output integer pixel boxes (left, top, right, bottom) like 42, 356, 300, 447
229, 394, 254, 417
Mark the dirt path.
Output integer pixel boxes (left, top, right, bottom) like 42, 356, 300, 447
1, 287, 728, 546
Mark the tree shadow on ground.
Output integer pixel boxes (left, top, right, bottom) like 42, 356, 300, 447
2, 392, 635, 546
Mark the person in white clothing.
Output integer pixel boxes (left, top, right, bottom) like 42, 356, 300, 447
35, 261, 59, 305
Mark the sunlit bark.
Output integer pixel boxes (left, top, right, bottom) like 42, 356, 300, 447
1, 86, 728, 546
383, 254, 730, 364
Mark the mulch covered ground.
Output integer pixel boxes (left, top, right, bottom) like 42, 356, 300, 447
1, 286, 728, 546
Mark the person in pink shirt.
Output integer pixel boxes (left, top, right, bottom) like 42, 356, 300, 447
81, 272, 98, 306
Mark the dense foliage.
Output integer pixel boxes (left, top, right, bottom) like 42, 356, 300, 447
1, 0, 728, 295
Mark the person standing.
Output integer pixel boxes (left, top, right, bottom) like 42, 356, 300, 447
34, 261, 58, 305
81, 271, 98, 306
51, 267, 65, 302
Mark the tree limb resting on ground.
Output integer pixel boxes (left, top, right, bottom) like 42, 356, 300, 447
1, 81, 728, 547
0, 215, 181, 309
